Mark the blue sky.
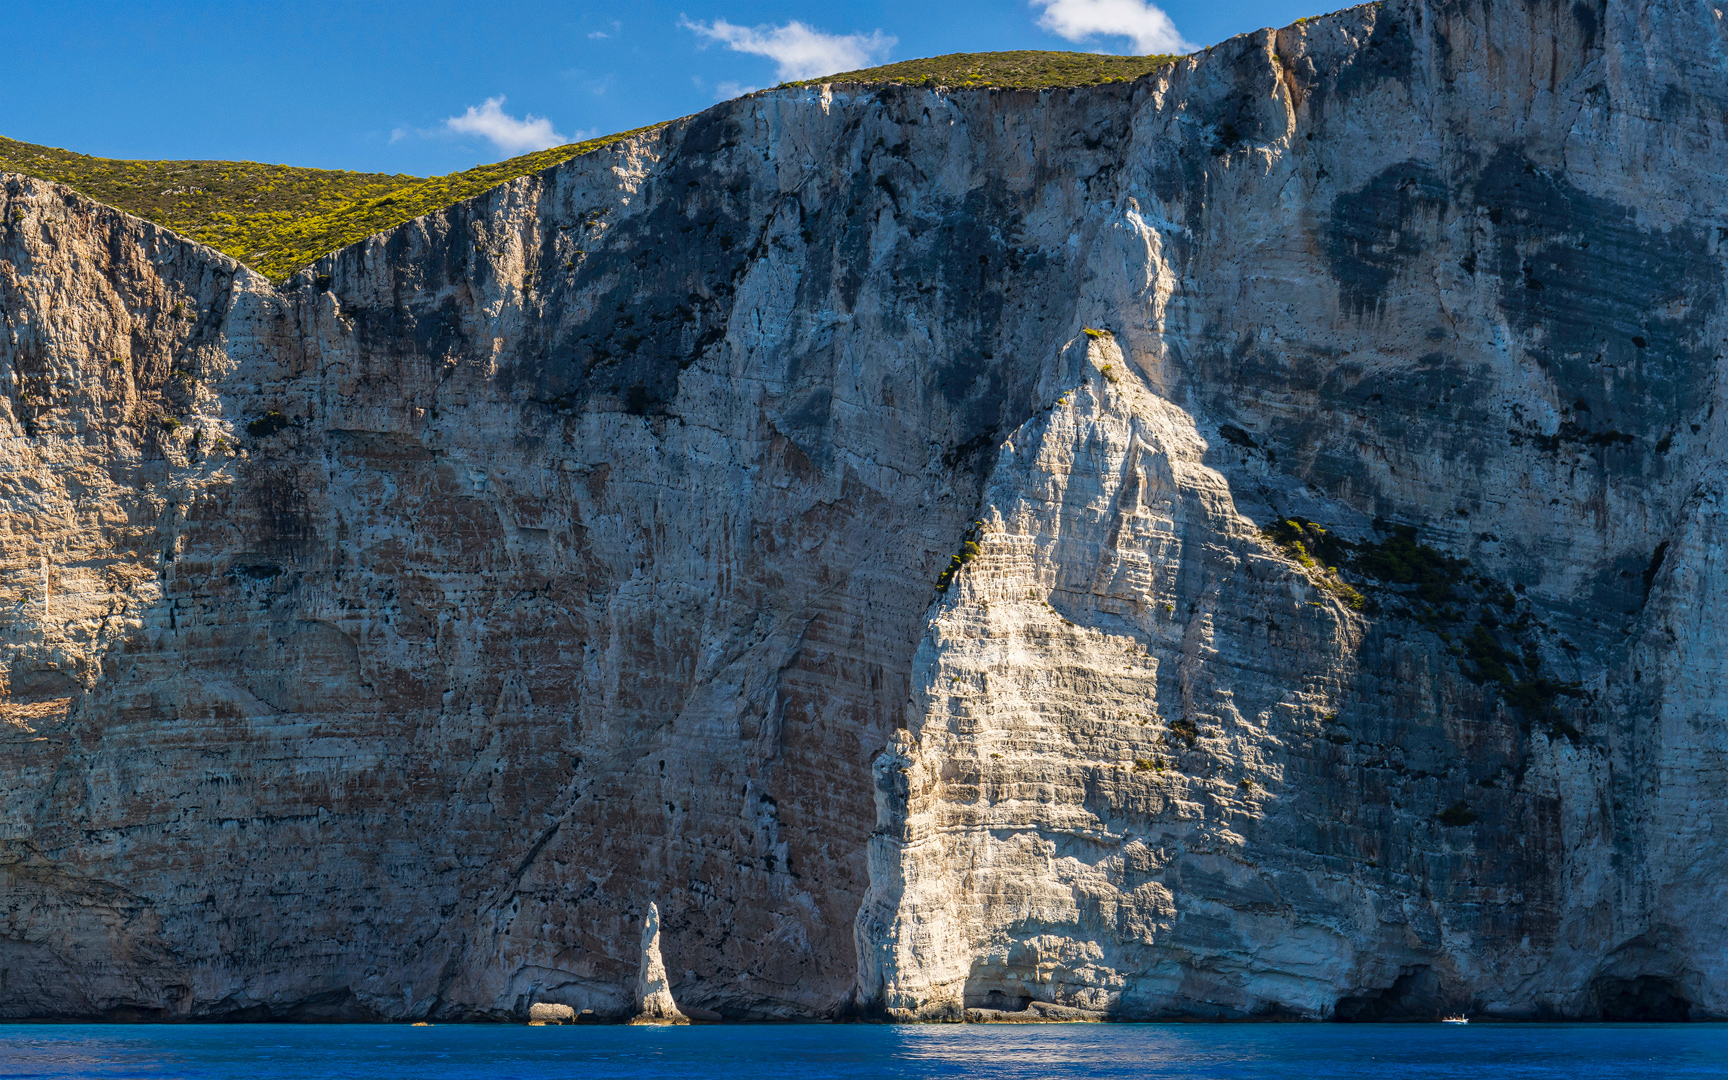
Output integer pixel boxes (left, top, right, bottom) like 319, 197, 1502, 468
10, 1, 1337, 176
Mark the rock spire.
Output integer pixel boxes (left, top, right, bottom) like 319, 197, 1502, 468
630, 903, 687, 1024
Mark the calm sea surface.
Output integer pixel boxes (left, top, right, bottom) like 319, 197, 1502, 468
1, 1022, 1724, 1080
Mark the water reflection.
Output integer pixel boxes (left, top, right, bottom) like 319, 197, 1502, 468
0, 1022, 1723, 1080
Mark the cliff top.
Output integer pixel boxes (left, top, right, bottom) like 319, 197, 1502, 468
0, 49, 1182, 284
0, 127, 658, 282
787, 50, 1179, 90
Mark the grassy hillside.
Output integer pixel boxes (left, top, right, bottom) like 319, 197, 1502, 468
0, 50, 1181, 283
789, 50, 1180, 90
0, 127, 659, 282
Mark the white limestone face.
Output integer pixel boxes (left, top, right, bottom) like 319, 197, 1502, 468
858, 334, 1370, 1018
632, 903, 687, 1024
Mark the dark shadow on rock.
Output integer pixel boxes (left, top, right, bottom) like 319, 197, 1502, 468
1333, 965, 1461, 1021
1591, 975, 1692, 1021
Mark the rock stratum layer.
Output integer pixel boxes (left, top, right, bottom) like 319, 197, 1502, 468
2, 0, 1726, 1022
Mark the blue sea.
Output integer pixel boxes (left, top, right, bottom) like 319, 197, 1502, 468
1, 1023, 1724, 1079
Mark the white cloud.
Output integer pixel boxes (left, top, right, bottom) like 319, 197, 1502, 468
589, 20, 621, 39
1032, 0, 1193, 55
443, 96, 569, 155
680, 17, 895, 81
714, 80, 759, 100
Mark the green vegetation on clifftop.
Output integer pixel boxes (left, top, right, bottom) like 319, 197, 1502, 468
0, 50, 1182, 283
789, 50, 1180, 89
0, 127, 659, 282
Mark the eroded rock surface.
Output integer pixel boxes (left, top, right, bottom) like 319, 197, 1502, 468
632, 902, 687, 1024
1, 0, 1725, 1021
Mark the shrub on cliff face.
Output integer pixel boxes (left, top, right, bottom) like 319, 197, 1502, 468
1165, 717, 1199, 748
1354, 524, 1465, 605
1266, 517, 1353, 571
1264, 518, 1587, 738
1464, 621, 1518, 686
1437, 801, 1478, 827
1263, 517, 1366, 610
246, 411, 289, 437
935, 522, 986, 592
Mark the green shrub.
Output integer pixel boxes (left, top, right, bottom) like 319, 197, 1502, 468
1322, 577, 1367, 611
1437, 801, 1478, 827
1265, 517, 1352, 568
935, 521, 986, 592
1354, 525, 1466, 605
246, 411, 289, 437
1263, 517, 1366, 610
1271, 518, 1585, 737
1463, 621, 1517, 686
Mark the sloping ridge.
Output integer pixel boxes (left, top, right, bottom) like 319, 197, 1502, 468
0, 40, 1211, 285
0, 125, 665, 281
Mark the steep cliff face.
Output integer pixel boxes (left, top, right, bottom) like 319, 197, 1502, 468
2, 0, 1726, 1022
861, 0, 1728, 1022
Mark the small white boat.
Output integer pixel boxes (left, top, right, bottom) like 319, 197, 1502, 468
1440, 1015, 1470, 1024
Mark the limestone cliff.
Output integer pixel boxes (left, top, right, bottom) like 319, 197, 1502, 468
1, 0, 1725, 1021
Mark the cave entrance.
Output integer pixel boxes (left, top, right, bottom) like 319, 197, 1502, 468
963, 986, 1032, 1013
1591, 976, 1692, 1021
1332, 966, 1455, 1022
